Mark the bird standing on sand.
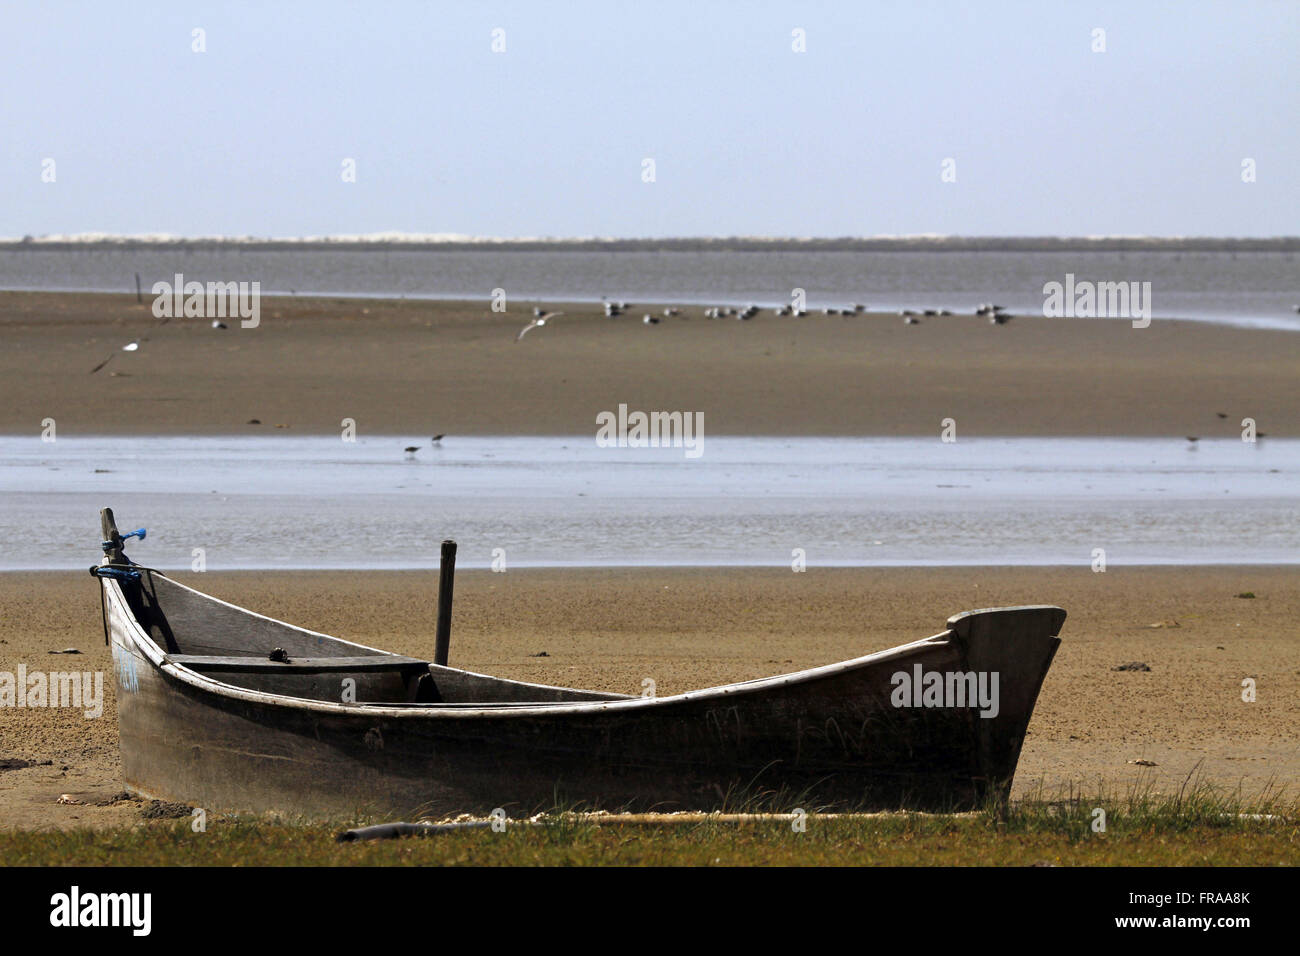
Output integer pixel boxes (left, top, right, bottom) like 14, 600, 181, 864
515, 311, 565, 341
642, 314, 660, 325
989, 313, 1013, 325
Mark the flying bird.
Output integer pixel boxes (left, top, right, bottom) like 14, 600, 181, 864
90, 315, 171, 374
515, 311, 565, 341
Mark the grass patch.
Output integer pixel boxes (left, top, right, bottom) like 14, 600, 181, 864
3, 779, 1295, 867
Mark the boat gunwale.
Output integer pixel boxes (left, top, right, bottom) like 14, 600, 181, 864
105, 576, 975, 720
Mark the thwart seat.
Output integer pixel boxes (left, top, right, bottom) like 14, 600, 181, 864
164, 653, 439, 703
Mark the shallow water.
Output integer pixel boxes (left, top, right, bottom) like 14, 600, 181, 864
3, 436, 1295, 569
2, 248, 1298, 330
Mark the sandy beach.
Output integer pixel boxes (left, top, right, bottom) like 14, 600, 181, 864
1, 566, 1296, 829
1, 290, 1296, 437
1, 290, 1296, 830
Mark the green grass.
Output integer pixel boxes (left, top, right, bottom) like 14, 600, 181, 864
3, 780, 1296, 867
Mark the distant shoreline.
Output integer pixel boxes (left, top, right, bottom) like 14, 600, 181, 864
3, 236, 1299, 253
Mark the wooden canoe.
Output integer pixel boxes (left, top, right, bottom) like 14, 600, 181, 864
95, 510, 1065, 818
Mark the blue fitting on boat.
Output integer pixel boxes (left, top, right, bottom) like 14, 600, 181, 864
102, 528, 145, 553
90, 565, 141, 583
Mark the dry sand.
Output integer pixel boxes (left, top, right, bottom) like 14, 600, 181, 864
1, 566, 1295, 829
1, 291, 1296, 437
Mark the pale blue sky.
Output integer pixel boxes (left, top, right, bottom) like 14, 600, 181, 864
3, 1, 1296, 238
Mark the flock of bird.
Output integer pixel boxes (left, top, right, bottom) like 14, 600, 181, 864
513, 301, 1021, 341
403, 435, 444, 458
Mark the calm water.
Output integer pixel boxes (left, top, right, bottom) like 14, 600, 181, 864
2, 247, 1298, 330
3, 436, 1296, 569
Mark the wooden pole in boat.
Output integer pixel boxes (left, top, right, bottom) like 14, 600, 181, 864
100, 507, 123, 564
134, 273, 142, 304
434, 539, 457, 666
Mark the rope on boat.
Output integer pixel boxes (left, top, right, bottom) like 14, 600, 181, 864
90, 565, 142, 583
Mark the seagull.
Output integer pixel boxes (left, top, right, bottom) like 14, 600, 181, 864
122, 341, 140, 351
642, 314, 660, 325
211, 320, 227, 329
516, 311, 565, 341
904, 316, 921, 325
989, 313, 1013, 325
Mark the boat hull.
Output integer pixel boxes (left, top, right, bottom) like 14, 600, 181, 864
106, 578, 1063, 818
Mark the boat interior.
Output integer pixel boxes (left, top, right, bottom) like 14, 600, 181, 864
114, 570, 631, 707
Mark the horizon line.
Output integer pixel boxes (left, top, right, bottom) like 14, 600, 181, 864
3, 233, 1298, 249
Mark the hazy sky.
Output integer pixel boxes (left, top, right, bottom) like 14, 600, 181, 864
4, 1, 1296, 238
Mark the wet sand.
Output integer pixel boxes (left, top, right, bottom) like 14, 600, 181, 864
1, 290, 1296, 437
1, 566, 1295, 829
